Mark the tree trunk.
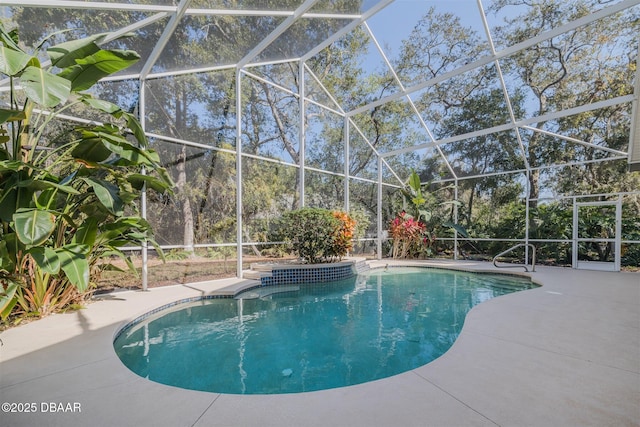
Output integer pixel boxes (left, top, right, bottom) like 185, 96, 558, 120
176, 144, 195, 256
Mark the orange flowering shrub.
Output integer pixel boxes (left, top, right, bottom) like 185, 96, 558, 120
276, 208, 357, 263
331, 211, 357, 259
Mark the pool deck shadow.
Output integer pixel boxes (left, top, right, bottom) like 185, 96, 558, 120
1, 260, 638, 427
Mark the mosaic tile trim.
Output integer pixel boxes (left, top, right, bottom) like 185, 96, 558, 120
261, 263, 356, 286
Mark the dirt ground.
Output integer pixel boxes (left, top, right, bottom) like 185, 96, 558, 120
94, 255, 294, 293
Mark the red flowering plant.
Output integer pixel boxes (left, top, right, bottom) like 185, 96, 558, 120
389, 170, 466, 259
389, 211, 435, 258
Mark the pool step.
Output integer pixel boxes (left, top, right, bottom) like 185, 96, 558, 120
242, 269, 272, 281
355, 259, 370, 274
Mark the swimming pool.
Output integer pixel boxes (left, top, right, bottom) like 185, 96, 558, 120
113, 267, 536, 394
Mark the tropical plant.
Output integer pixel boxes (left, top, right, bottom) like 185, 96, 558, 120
330, 210, 357, 260
274, 207, 357, 264
389, 170, 468, 259
389, 211, 434, 259
0, 25, 173, 321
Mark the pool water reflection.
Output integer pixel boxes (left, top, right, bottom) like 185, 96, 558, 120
114, 267, 536, 394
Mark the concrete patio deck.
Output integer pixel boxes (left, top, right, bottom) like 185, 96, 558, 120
1, 260, 638, 427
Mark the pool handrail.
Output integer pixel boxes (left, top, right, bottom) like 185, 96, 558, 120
492, 243, 536, 272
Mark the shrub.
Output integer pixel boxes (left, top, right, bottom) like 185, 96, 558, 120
389, 211, 435, 259
276, 208, 356, 264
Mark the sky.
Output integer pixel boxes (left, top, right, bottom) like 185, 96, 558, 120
366, 0, 491, 59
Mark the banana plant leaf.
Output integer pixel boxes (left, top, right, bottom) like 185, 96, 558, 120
56, 245, 90, 292
83, 177, 123, 216
58, 49, 140, 91
0, 44, 35, 76
443, 221, 469, 238
0, 108, 26, 125
0, 281, 19, 321
13, 208, 56, 246
47, 35, 106, 68
28, 246, 60, 274
20, 66, 71, 108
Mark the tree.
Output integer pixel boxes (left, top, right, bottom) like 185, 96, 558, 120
435, 88, 526, 228
489, 0, 639, 203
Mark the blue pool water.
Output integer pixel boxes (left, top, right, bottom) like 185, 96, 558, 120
114, 267, 536, 394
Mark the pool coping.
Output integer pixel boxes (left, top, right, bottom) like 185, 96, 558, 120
1, 259, 638, 427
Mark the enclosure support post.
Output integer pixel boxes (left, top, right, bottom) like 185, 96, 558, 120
525, 170, 531, 265
299, 60, 306, 208
615, 194, 622, 271
140, 79, 148, 291
454, 179, 458, 261
344, 117, 350, 211
377, 155, 383, 260
236, 69, 243, 278
572, 196, 578, 268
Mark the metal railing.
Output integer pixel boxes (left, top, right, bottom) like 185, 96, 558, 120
492, 243, 536, 272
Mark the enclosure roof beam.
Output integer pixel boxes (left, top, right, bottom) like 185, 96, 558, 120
236, 0, 321, 69
521, 126, 629, 157
348, 0, 640, 118
382, 95, 634, 158
300, 0, 394, 62
7, 0, 360, 19
138, 0, 193, 80
477, 0, 531, 172
363, 21, 457, 181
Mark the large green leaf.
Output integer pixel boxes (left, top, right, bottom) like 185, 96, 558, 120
0, 281, 19, 321
20, 66, 71, 108
119, 111, 147, 147
127, 173, 172, 192
71, 137, 112, 162
82, 96, 121, 114
0, 26, 22, 52
83, 177, 123, 216
28, 246, 60, 274
443, 221, 470, 238
13, 208, 56, 246
72, 217, 98, 247
58, 49, 140, 92
0, 108, 26, 124
0, 45, 34, 76
56, 245, 90, 292
408, 170, 422, 194
47, 36, 105, 68
28, 179, 81, 195
90, 130, 156, 166
0, 238, 16, 272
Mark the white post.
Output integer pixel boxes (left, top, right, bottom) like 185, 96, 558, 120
299, 60, 305, 208
454, 179, 458, 261
344, 117, 350, 211
236, 69, 243, 278
140, 80, 148, 291
615, 194, 622, 271
525, 170, 531, 265
572, 196, 578, 269
377, 156, 383, 260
